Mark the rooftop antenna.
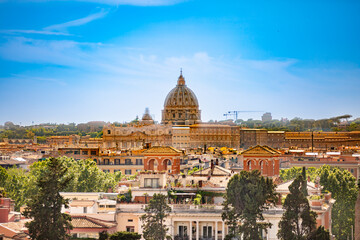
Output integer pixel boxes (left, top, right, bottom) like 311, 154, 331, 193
180, 68, 182, 75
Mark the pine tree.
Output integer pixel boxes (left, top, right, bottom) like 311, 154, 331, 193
24, 157, 73, 240
222, 170, 278, 240
277, 175, 317, 240
141, 194, 171, 240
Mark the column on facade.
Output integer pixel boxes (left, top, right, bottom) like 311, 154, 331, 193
215, 221, 218, 240
196, 220, 199, 240
222, 221, 225, 240
189, 221, 192, 240
171, 219, 174, 238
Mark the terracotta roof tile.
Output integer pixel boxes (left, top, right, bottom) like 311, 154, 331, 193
142, 146, 182, 154
71, 216, 116, 229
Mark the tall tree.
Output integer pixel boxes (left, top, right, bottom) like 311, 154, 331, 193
141, 194, 171, 240
24, 157, 73, 240
317, 165, 358, 239
277, 175, 317, 240
301, 167, 308, 197
222, 170, 278, 240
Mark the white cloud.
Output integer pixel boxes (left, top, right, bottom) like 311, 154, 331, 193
1, 9, 108, 36
0, 29, 71, 36
44, 9, 109, 33
0, 0, 185, 6
0, 36, 359, 122
75, 0, 185, 6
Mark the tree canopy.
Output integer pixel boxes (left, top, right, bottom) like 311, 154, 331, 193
278, 175, 317, 240
317, 165, 358, 239
141, 193, 172, 240
2, 157, 120, 211
23, 157, 73, 240
222, 170, 278, 240
278, 166, 358, 240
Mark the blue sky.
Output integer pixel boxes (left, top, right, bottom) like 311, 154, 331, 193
0, 0, 359, 125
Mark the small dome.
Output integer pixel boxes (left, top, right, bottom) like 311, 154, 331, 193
142, 108, 153, 121
164, 74, 199, 108
141, 108, 154, 125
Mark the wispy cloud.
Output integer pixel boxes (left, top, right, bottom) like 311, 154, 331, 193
0, 29, 71, 36
44, 9, 109, 33
11, 74, 67, 86
1, 9, 109, 36
0, 0, 185, 6
76, 0, 185, 6
0, 36, 359, 121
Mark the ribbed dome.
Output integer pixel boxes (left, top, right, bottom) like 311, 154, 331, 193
162, 72, 201, 125
164, 74, 199, 108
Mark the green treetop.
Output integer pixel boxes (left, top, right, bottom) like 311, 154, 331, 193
222, 170, 278, 240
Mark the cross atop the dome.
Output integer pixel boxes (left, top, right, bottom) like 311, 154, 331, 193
177, 68, 185, 85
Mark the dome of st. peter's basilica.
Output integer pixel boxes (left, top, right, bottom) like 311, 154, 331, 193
162, 72, 201, 125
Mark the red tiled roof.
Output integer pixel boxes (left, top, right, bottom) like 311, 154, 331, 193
71, 216, 116, 229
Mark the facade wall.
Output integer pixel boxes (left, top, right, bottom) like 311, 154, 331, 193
143, 156, 181, 174
116, 213, 140, 233
96, 155, 144, 174
243, 156, 280, 177
172, 127, 190, 149
102, 125, 172, 150
190, 124, 240, 149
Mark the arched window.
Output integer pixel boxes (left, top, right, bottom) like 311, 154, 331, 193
260, 161, 264, 174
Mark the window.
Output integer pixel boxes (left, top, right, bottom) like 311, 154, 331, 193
107, 130, 111, 134
125, 169, 132, 175
144, 178, 159, 188
179, 226, 188, 237
126, 226, 135, 232
125, 159, 132, 165
82, 151, 88, 155
91, 150, 97, 155
104, 159, 110, 165
136, 159, 143, 165
128, 219, 133, 222
93, 159, 97, 164
115, 159, 120, 165
203, 226, 212, 238
74, 151, 80, 155
83, 207, 87, 213
103, 170, 110, 173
